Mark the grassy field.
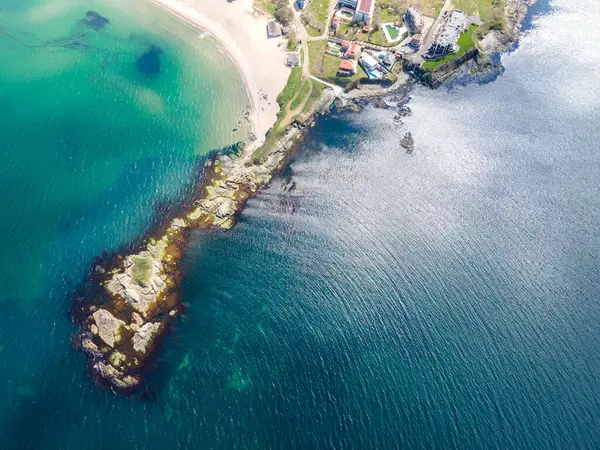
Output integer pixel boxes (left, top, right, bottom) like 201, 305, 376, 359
302, 80, 325, 114
452, 0, 507, 32
308, 40, 366, 88
392, 0, 445, 17
276, 66, 303, 112
131, 255, 152, 286
303, 0, 332, 37
385, 24, 400, 39
290, 80, 311, 110
422, 24, 478, 70
254, 0, 277, 17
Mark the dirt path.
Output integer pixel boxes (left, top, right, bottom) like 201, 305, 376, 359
280, 79, 314, 127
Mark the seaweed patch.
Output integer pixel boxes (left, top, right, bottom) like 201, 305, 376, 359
80, 11, 110, 31
136, 45, 163, 78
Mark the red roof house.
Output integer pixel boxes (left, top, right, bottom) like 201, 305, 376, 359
338, 59, 357, 76
355, 0, 375, 24
344, 43, 362, 59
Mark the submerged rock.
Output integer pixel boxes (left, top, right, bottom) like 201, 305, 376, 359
400, 132, 415, 154
79, 11, 110, 30
136, 45, 163, 78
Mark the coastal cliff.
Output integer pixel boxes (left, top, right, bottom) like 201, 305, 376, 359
407, 0, 536, 87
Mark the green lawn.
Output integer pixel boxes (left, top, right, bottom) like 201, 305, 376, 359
255, 0, 277, 17
452, 0, 507, 31
378, 5, 402, 23
308, 39, 367, 88
302, 80, 325, 114
276, 66, 303, 109
303, 0, 332, 37
290, 80, 311, 110
422, 25, 478, 70
391, 0, 445, 17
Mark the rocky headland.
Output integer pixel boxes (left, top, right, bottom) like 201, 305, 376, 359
73, 125, 303, 391
72, 0, 534, 392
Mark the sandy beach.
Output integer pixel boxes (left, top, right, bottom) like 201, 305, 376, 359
149, 0, 291, 151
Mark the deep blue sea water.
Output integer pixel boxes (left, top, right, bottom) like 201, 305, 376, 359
3, 0, 600, 448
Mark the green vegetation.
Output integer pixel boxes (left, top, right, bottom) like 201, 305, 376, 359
392, 0, 445, 17
302, 80, 325, 114
290, 80, 311, 110
276, 67, 303, 115
422, 25, 478, 70
253, 62, 312, 163
309, 39, 366, 88
336, 8, 403, 48
302, 0, 332, 37
255, 0, 278, 17
385, 24, 400, 39
131, 254, 153, 286
452, 0, 507, 33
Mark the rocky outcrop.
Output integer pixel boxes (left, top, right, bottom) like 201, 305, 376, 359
480, 0, 533, 54
74, 124, 306, 392
91, 309, 125, 347
132, 322, 161, 354
400, 132, 415, 154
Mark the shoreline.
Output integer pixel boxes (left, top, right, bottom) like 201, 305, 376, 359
72, 0, 535, 392
148, 0, 258, 145
148, 0, 290, 151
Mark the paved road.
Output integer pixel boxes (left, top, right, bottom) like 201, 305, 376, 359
288, 0, 312, 80
407, 0, 454, 64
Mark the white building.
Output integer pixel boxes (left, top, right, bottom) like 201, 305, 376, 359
359, 52, 379, 71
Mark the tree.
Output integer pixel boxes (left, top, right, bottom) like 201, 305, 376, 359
275, 6, 294, 26
372, 8, 382, 31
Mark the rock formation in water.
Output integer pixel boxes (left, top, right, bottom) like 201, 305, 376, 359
74, 127, 303, 391
136, 45, 163, 78
80, 11, 110, 31
400, 132, 414, 154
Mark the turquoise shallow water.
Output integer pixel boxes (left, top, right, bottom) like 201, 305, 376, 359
3, 0, 600, 448
0, 0, 249, 304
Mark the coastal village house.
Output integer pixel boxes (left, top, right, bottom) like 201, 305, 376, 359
404, 7, 424, 34
377, 50, 396, 69
344, 43, 362, 59
285, 52, 301, 67
354, 0, 375, 24
338, 59, 358, 76
266, 21, 283, 38
336, 0, 374, 25
359, 52, 379, 71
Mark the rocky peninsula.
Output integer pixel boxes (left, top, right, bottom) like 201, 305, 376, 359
72, 0, 534, 391
73, 124, 308, 390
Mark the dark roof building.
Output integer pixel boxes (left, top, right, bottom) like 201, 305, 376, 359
404, 7, 424, 34
338, 0, 358, 8
266, 21, 282, 38
285, 52, 301, 67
